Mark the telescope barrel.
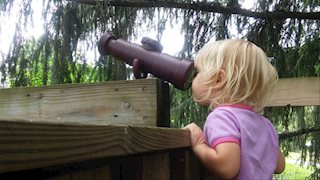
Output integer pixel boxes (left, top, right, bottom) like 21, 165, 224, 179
98, 32, 195, 90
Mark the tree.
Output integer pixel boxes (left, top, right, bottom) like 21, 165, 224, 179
0, 0, 319, 177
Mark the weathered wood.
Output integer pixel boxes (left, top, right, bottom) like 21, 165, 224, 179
0, 77, 318, 178
142, 152, 170, 180
0, 79, 166, 126
47, 166, 112, 180
44, 152, 171, 180
41, 156, 121, 180
170, 149, 206, 180
0, 77, 318, 128
120, 155, 143, 180
0, 119, 190, 173
267, 77, 320, 107
170, 149, 190, 180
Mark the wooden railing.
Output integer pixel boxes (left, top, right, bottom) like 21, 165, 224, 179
0, 77, 319, 179
0, 79, 170, 127
266, 77, 319, 106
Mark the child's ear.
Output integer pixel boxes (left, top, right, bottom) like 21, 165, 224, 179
215, 69, 226, 89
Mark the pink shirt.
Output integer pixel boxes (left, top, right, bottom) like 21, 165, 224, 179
203, 104, 279, 179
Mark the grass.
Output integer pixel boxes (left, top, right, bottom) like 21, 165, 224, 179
273, 163, 314, 180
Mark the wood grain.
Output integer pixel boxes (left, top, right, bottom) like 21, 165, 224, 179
142, 152, 170, 180
0, 79, 160, 126
47, 166, 112, 180
0, 119, 190, 173
267, 77, 320, 106
0, 77, 318, 175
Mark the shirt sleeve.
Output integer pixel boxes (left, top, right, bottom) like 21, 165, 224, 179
204, 108, 241, 148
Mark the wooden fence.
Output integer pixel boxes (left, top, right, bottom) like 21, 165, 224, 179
0, 77, 319, 179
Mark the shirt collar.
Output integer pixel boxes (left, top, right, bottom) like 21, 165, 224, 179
216, 103, 254, 111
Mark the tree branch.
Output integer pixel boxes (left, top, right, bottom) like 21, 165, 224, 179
67, 0, 320, 20
279, 126, 320, 140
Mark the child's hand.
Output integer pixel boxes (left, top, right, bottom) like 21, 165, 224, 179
183, 123, 206, 149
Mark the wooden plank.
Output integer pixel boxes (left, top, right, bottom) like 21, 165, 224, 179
170, 149, 190, 180
142, 152, 170, 180
0, 79, 164, 126
170, 149, 205, 180
0, 119, 190, 173
120, 155, 143, 180
47, 166, 112, 180
267, 77, 320, 107
42, 157, 121, 180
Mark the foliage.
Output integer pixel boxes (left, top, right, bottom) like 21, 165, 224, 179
170, 88, 208, 128
273, 163, 313, 180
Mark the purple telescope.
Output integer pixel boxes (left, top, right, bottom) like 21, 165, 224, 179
98, 32, 195, 90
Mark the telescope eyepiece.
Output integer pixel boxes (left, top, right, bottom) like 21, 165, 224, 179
141, 37, 163, 53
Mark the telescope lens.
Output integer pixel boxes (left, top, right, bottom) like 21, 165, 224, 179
183, 66, 196, 90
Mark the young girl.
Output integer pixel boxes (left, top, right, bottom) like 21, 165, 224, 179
184, 39, 285, 179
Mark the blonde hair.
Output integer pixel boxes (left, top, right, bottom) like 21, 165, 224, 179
194, 39, 278, 112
